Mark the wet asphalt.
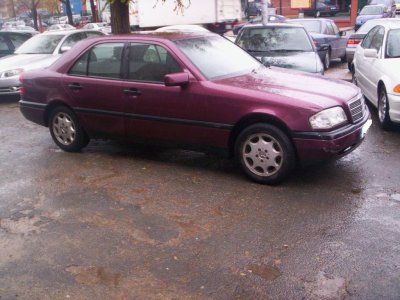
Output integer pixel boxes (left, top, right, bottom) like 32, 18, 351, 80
0, 65, 400, 299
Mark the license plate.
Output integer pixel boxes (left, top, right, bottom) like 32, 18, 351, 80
360, 119, 372, 139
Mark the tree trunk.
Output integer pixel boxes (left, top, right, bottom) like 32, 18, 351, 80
64, 0, 74, 25
31, 0, 39, 30
89, 0, 98, 22
110, 0, 130, 34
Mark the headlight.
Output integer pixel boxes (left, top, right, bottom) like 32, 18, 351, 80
1, 68, 24, 78
309, 107, 348, 130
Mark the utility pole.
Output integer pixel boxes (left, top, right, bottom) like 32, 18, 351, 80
261, 0, 270, 25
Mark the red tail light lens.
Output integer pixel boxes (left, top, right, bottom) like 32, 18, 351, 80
347, 39, 361, 46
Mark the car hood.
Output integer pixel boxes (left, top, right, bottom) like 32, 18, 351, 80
254, 51, 321, 74
214, 67, 359, 110
356, 15, 383, 24
0, 54, 61, 73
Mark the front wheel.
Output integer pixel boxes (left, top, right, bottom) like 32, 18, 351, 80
49, 106, 89, 152
378, 86, 393, 130
235, 124, 296, 184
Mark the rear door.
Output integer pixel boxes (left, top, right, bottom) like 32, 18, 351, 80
62, 42, 126, 137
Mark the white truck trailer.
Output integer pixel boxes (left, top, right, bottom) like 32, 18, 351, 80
102, 0, 242, 33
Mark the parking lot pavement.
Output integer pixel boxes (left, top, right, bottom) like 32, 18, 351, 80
1, 97, 400, 299
324, 60, 352, 81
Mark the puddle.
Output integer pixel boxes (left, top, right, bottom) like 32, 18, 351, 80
306, 271, 347, 299
248, 264, 281, 281
66, 266, 122, 287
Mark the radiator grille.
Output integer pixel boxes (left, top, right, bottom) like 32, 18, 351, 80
348, 96, 364, 123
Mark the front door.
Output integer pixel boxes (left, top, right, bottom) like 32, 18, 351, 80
62, 42, 126, 137
121, 42, 211, 147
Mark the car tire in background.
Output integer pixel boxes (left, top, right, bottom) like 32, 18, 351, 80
235, 123, 296, 184
323, 50, 331, 70
378, 85, 393, 130
49, 106, 90, 152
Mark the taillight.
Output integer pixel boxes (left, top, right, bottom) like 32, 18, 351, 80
347, 39, 361, 47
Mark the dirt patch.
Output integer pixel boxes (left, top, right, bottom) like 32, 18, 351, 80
248, 264, 281, 281
66, 266, 122, 287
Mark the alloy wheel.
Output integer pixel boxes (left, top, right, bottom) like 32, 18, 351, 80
378, 92, 387, 123
52, 112, 76, 146
242, 133, 283, 177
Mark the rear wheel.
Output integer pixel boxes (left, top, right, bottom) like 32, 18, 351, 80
378, 86, 393, 130
235, 124, 296, 184
323, 50, 331, 70
49, 106, 89, 152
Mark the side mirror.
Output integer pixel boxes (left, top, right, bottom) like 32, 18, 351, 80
164, 72, 189, 87
60, 45, 72, 53
364, 48, 378, 58
339, 30, 346, 37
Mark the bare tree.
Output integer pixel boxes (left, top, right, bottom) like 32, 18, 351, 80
16, 0, 40, 30
59, 0, 74, 25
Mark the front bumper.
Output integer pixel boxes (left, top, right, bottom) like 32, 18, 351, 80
0, 77, 21, 96
388, 93, 400, 123
293, 109, 371, 162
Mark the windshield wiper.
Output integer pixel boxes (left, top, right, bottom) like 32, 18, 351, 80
272, 49, 308, 52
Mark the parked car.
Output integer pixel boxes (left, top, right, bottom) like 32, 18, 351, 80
19, 32, 371, 184
0, 30, 103, 97
235, 23, 324, 74
232, 14, 287, 35
368, 0, 397, 17
346, 18, 400, 71
353, 21, 400, 129
0, 31, 35, 58
48, 24, 76, 31
355, 5, 392, 31
303, 0, 340, 17
289, 18, 348, 70
82, 22, 112, 34
396, 0, 400, 13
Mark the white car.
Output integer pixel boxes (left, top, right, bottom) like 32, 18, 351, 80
353, 20, 400, 129
47, 24, 76, 32
82, 23, 111, 34
154, 25, 209, 33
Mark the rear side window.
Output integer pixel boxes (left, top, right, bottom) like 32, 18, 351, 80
9, 33, 29, 49
128, 43, 181, 82
69, 43, 124, 79
0, 36, 9, 51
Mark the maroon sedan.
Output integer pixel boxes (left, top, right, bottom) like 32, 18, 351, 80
19, 32, 372, 184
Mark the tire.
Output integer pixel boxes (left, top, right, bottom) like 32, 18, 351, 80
315, 10, 321, 17
323, 50, 331, 70
347, 62, 353, 72
378, 86, 393, 130
352, 70, 357, 86
341, 55, 347, 63
49, 106, 89, 152
234, 123, 296, 185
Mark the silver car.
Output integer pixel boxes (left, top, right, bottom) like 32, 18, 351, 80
0, 30, 103, 96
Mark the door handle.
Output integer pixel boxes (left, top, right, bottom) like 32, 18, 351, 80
123, 88, 142, 96
68, 83, 82, 90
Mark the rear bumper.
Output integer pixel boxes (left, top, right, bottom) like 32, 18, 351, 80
293, 110, 371, 162
19, 100, 46, 126
0, 77, 22, 96
388, 93, 400, 123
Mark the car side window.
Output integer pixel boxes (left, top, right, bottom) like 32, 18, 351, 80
0, 36, 9, 52
61, 32, 87, 51
331, 22, 340, 35
369, 27, 385, 52
361, 26, 379, 48
325, 23, 334, 35
69, 43, 124, 78
128, 43, 182, 83
88, 43, 124, 78
9, 34, 29, 49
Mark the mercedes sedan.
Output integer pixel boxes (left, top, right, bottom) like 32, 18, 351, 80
20, 32, 371, 184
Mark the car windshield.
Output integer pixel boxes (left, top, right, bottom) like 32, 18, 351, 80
175, 35, 261, 80
236, 27, 313, 53
386, 29, 400, 58
15, 34, 64, 54
290, 20, 321, 33
360, 6, 384, 14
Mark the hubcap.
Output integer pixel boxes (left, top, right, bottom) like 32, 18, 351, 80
379, 93, 387, 123
52, 112, 76, 145
242, 133, 283, 177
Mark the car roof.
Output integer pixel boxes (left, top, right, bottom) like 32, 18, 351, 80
289, 18, 331, 22
111, 31, 218, 41
362, 4, 386, 7
242, 22, 304, 29
367, 18, 400, 29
